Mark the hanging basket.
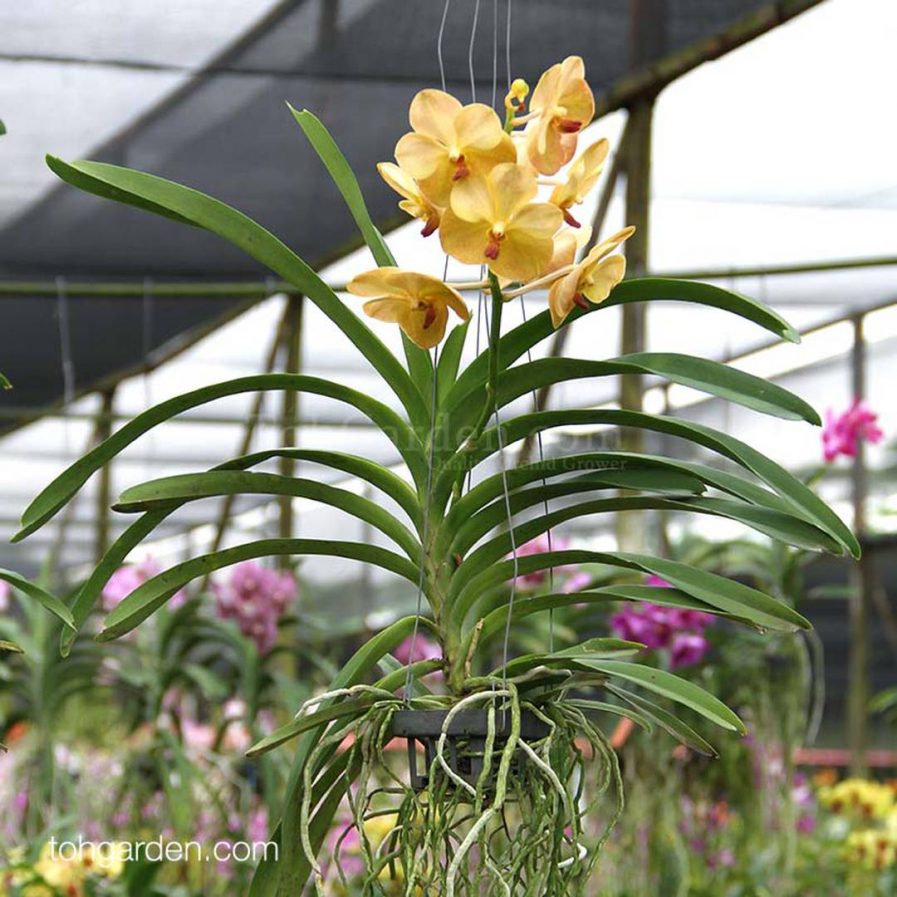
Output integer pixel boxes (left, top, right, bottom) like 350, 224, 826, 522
391, 707, 550, 792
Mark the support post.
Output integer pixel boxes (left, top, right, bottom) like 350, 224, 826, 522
848, 314, 870, 775
278, 295, 304, 560
95, 388, 116, 562
616, 94, 655, 552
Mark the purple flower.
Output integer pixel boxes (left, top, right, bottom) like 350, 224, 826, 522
508, 534, 590, 592
822, 398, 884, 462
0, 579, 10, 612
393, 632, 442, 665
102, 556, 187, 611
610, 576, 714, 667
670, 632, 709, 669
214, 561, 297, 653
796, 814, 816, 834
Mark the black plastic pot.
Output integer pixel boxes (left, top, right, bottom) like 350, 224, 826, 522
391, 708, 550, 792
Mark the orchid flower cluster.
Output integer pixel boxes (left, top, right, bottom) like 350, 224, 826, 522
348, 55, 633, 346
821, 398, 884, 463
212, 560, 297, 653
610, 576, 714, 669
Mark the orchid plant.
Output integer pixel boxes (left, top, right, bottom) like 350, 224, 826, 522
13, 56, 859, 895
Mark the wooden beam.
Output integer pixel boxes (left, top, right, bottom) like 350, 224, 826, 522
848, 313, 870, 775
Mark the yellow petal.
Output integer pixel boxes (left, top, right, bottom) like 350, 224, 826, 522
584, 225, 636, 265
408, 89, 463, 143
439, 208, 493, 266
455, 103, 506, 151
509, 201, 563, 241
448, 173, 494, 223
395, 132, 445, 181
362, 297, 409, 322
582, 254, 627, 304
491, 163, 539, 220
546, 224, 592, 274
491, 208, 561, 281
377, 161, 417, 202
548, 267, 582, 328
347, 267, 404, 299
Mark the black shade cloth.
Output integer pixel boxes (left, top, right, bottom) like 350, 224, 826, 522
0, 0, 804, 424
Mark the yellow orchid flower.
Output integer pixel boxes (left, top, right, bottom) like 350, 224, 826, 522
439, 163, 563, 282
548, 226, 635, 327
395, 89, 516, 206
377, 162, 441, 237
550, 138, 609, 227
347, 268, 470, 349
524, 56, 595, 175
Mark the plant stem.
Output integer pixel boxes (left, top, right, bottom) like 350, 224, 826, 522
445, 273, 505, 692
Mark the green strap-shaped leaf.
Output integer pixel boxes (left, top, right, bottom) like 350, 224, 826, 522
581, 659, 744, 733
448, 471, 704, 555
474, 587, 738, 648
442, 354, 819, 448
454, 492, 840, 578
220, 448, 421, 527
605, 685, 718, 757
100, 539, 421, 640
60, 446, 422, 656
436, 318, 470, 405
0, 372, 11, 390
0, 568, 74, 630
500, 639, 644, 677
45, 155, 428, 429
61, 510, 172, 656
449, 277, 800, 406
289, 106, 435, 400
451, 549, 809, 635
440, 409, 858, 557
566, 699, 655, 734
114, 471, 421, 560
16, 373, 425, 542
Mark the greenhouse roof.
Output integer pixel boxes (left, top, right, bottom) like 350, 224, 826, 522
1, 0, 896, 578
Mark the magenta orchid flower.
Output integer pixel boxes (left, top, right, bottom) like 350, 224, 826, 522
821, 398, 884, 462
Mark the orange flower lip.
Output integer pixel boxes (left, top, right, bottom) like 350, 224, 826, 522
452, 156, 470, 180
563, 209, 581, 228
558, 118, 582, 133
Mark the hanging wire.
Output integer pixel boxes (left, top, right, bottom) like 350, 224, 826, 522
437, 0, 452, 93
505, 0, 513, 90
403, 346, 440, 701
55, 276, 75, 453
468, 0, 481, 102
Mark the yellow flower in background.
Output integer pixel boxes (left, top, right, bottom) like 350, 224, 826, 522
844, 828, 897, 871
34, 843, 85, 894
348, 268, 470, 349
819, 777, 897, 820
524, 56, 595, 175
377, 162, 441, 236
81, 842, 127, 879
440, 163, 562, 282
550, 138, 609, 227
395, 89, 516, 206
547, 226, 634, 327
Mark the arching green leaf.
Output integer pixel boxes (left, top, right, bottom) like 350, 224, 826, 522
0, 569, 74, 630
583, 660, 744, 733
45, 156, 428, 428
443, 409, 857, 557
114, 471, 420, 559
100, 540, 422, 640
16, 374, 425, 541
289, 106, 435, 400
606, 686, 718, 756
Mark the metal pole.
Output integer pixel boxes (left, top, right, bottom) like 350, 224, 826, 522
278, 295, 304, 560
617, 93, 655, 552
94, 388, 116, 562
848, 314, 870, 775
